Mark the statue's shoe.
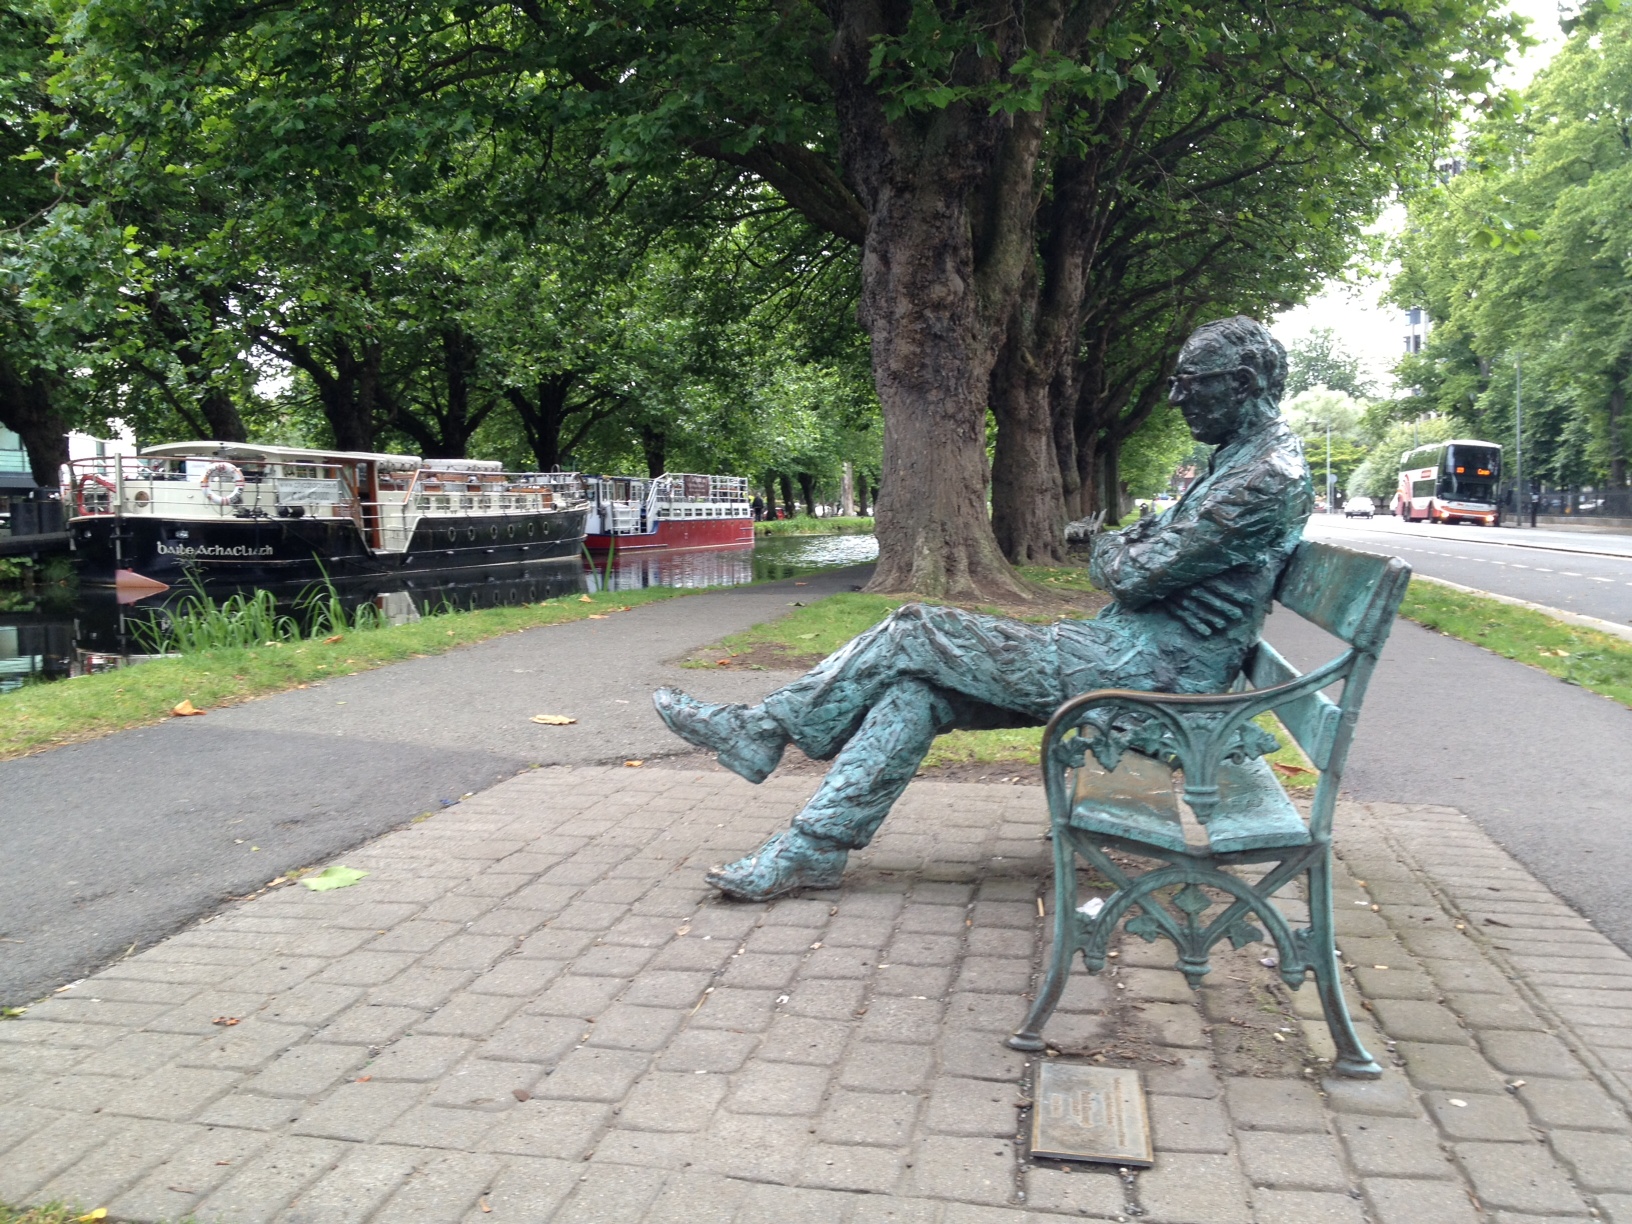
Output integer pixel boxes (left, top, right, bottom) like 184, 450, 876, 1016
705, 829, 849, 901
652, 687, 787, 784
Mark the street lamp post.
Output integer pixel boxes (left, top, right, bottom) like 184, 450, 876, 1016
1514, 355, 1524, 529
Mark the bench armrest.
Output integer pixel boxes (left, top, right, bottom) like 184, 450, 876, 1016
1040, 650, 1353, 823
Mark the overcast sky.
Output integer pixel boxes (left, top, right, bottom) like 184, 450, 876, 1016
1272, 0, 1567, 394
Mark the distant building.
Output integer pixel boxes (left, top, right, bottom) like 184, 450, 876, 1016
1404, 308, 1429, 354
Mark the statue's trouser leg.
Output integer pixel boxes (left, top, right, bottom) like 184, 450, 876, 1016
760, 603, 1063, 760
789, 679, 955, 850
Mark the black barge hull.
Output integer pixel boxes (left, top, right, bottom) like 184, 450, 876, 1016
71, 509, 589, 586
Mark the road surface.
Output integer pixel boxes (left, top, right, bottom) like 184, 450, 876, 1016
1305, 514, 1632, 628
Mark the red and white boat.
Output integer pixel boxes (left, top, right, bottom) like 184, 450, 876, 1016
583, 473, 754, 552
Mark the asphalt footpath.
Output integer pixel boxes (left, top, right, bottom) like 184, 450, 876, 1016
1265, 606, 1632, 953
0, 566, 872, 1007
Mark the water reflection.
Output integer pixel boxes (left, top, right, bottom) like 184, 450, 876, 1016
1, 532, 878, 685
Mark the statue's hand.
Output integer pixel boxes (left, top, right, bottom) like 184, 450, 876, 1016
1164, 581, 1255, 637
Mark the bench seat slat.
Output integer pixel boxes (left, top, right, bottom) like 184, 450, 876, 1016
1247, 640, 1342, 770
1069, 754, 1309, 856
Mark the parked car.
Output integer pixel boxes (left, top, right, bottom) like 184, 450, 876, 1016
1344, 496, 1375, 518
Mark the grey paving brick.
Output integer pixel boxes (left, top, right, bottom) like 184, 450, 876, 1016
727, 1059, 833, 1115
516, 926, 599, 959
1547, 1128, 1632, 1192
551, 1160, 668, 1224
853, 1197, 941, 1224
277, 1143, 420, 1224
619, 969, 712, 1009
800, 1142, 905, 1193
1426, 1089, 1537, 1140
537, 1045, 650, 1101
1320, 1073, 1421, 1118
761, 1014, 853, 1064
1443, 993, 1549, 1031
101, 1064, 245, 1120
634, 1170, 745, 1224
109, 1124, 273, 1224
584, 1003, 684, 1052
938, 1030, 1026, 1082
751, 923, 826, 954
821, 1088, 923, 1146
195, 1092, 306, 1131
316, 1004, 421, 1046
71, 1031, 203, 1078
413, 991, 527, 1038
189, 1135, 346, 1224
1338, 1114, 1457, 1178
801, 946, 877, 979
477, 1014, 583, 1064
1252, 1188, 1367, 1224
428, 1058, 544, 1110
378, 1104, 499, 1150
315, 950, 419, 986
1371, 998, 1470, 1044
1136, 1151, 1253, 1223
690, 987, 779, 1031
1397, 1041, 1508, 1092
907, 1135, 1016, 1207
527, 974, 628, 1018
486, 1103, 620, 1161
1602, 1194, 1632, 1224
1222, 1075, 1327, 1131
792, 977, 871, 1016
1516, 1078, 1631, 1131
33, 1117, 196, 1208
720, 951, 803, 989
838, 1040, 936, 1092
1454, 1141, 1589, 1215
243, 1043, 369, 1099
954, 957, 1033, 994
1130, 1000, 1209, 1049
467, 1155, 579, 1223
1148, 1092, 1232, 1154
290, 1079, 425, 1140
367, 1033, 473, 1081
619, 1070, 728, 1131
1236, 1130, 1350, 1191
368, 966, 476, 1010
1477, 1031, 1588, 1079
920, 1075, 1017, 1139
656, 1027, 760, 1074
372, 1151, 503, 1224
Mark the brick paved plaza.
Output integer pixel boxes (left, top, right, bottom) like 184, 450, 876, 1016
2, 766, 1629, 1223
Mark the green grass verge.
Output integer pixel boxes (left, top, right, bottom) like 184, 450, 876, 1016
0, 586, 688, 761
1401, 578, 1632, 707
754, 515, 874, 536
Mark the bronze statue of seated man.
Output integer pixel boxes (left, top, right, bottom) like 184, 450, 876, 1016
654, 316, 1314, 901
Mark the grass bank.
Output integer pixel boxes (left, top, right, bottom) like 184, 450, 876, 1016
754, 515, 873, 536
0, 586, 687, 761
1400, 577, 1632, 706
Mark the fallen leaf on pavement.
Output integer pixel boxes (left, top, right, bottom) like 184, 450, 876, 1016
76, 1210, 107, 1221
716, 659, 731, 665
796, 633, 818, 640
211, 1016, 240, 1027
480, 1197, 493, 1213
624, 760, 644, 768
355, 1075, 372, 1082
512, 1088, 531, 1101
578, 594, 593, 602
587, 614, 609, 619
531, 714, 577, 725
171, 700, 206, 716
302, 865, 369, 892
1271, 762, 1315, 776
323, 634, 343, 644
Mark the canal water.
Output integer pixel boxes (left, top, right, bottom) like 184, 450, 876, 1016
0, 533, 879, 690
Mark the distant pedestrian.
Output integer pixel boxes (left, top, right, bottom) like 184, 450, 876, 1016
751, 495, 764, 521
1529, 493, 1538, 529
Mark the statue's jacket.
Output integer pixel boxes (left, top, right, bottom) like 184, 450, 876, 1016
1078, 417, 1314, 697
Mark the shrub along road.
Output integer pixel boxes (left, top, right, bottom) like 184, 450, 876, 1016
0, 566, 869, 1007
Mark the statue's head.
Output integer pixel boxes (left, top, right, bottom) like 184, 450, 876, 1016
1169, 317, 1286, 446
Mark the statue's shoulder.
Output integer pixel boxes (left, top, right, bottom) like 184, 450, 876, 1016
1232, 420, 1309, 492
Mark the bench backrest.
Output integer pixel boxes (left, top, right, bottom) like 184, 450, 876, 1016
1250, 538, 1410, 788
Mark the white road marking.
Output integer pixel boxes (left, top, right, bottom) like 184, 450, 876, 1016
1588, 576, 1612, 582
1561, 572, 1582, 577
1510, 564, 1529, 569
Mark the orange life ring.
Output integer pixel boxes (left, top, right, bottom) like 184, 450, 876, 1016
76, 472, 115, 515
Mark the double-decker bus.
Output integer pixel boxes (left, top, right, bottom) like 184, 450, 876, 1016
1396, 439, 1503, 525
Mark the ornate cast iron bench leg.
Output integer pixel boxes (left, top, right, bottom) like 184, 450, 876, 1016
1307, 853, 1382, 1078
1008, 816, 1079, 1052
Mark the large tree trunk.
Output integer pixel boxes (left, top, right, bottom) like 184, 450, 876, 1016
778, 472, 796, 518
199, 389, 247, 443
831, 0, 1061, 600
639, 425, 666, 478
0, 351, 69, 487
797, 472, 817, 517
990, 326, 1067, 563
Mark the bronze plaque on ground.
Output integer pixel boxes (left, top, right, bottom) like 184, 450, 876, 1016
1031, 1062, 1154, 1166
